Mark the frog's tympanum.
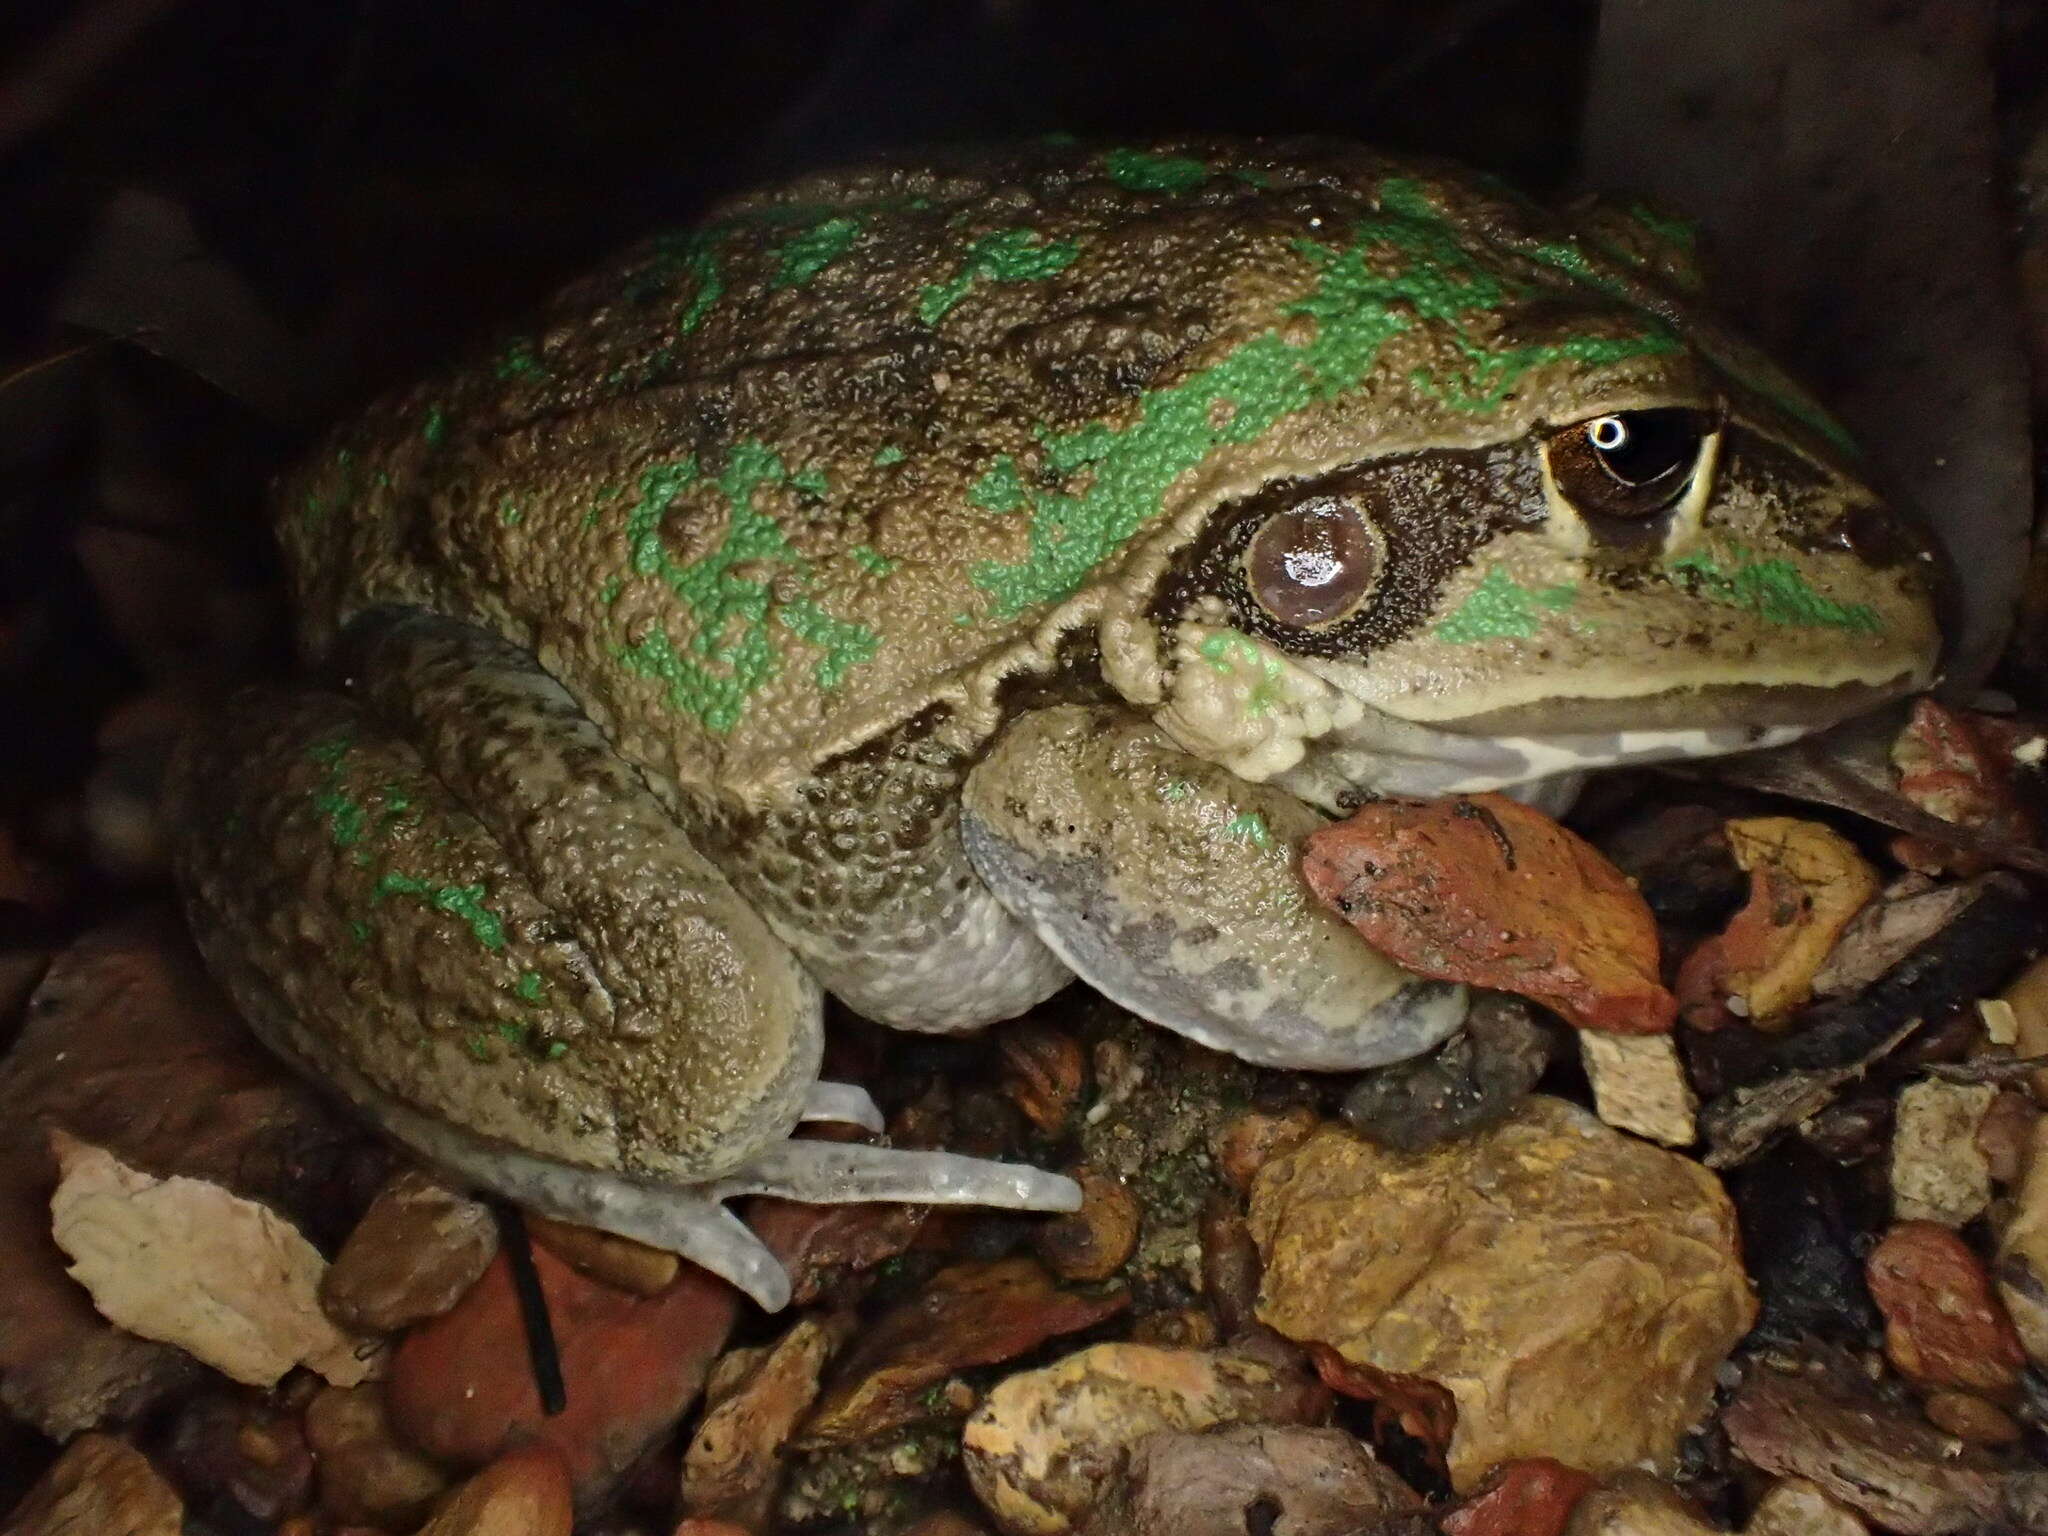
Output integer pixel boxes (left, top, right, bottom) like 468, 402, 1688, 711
168, 139, 1941, 1307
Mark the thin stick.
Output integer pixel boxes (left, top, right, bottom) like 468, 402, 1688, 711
493, 1203, 566, 1416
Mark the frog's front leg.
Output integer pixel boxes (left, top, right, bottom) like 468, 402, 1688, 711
167, 608, 1076, 1311
961, 705, 1467, 1070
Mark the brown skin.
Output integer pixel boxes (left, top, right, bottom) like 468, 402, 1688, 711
169, 138, 1939, 1281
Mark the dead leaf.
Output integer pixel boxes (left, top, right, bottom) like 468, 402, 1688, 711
1891, 699, 2040, 874
1306, 1340, 1457, 1476
1300, 793, 1673, 1034
1674, 818, 1879, 1031
48, 1131, 379, 1388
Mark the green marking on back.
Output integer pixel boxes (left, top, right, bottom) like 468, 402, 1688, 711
969, 456, 1027, 513
494, 338, 546, 380
304, 734, 513, 957
372, 874, 507, 951
873, 444, 907, 467
422, 407, 447, 446
851, 544, 898, 576
918, 228, 1082, 323
961, 178, 1679, 622
1104, 147, 1211, 194
1222, 811, 1274, 850
772, 215, 861, 289
1435, 566, 1578, 643
1669, 547, 1882, 633
613, 441, 882, 730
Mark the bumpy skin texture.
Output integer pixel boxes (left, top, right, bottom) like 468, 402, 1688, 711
172, 138, 1943, 1289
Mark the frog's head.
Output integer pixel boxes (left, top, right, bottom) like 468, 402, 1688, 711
1099, 179, 1943, 806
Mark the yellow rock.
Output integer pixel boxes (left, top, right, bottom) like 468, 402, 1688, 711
1250, 1097, 1754, 1489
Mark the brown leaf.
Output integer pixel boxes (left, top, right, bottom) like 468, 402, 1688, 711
1306, 1341, 1457, 1474
1301, 793, 1672, 1034
799, 1256, 1127, 1448
1674, 817, 1879, 1032
1891, 699, 2039, 875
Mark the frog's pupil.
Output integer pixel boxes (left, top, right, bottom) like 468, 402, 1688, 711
1587, 408, 1700, 486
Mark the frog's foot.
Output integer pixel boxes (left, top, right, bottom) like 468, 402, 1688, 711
963, 705, 1467, 1071
351, 1063, 1076, 1311
800, 1080, 884, 1134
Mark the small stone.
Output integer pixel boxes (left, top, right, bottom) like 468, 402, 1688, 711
0, 1433, 182, 1536
527, 1214, 679, 1296
1339, 993, 1552, 1152
387, 1244, 737, 1504
1078, 1424, 1420, 1536
304, 1384, 452, 1530
1922, 1390, 2023, 1445
1198, 1195, 1262, 1341
1868, 1222, 2026, 1396
1975, 1089, 2037, 1185
1212, 1107, 1321, 1193
1743, 1477, 1870, 1535
999, 1023, 1090, 1136
1250, 1099, 1754, 1489
1127, 1307, 1219, 1349
1996, 1115, 2048, 1365
682, 1315, 842, 1527
1997, 952, 2048, 1102
1560, 1472, 1720, 1534
801, 1257, 1128, 1448
1031, 1168, 1140, 1283
1579, 1030, 1697, 1146
415, 1444, 573, 1536
321, 1169, 497, 1332
1440, 1458, 1594, 1536
164, 1391, 313, 1525
962, 1343, 1329, 1536
1891, 1079, 1997, 1225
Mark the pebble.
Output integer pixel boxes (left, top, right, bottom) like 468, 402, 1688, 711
527, 1214, 679, 1296
386, 1243, 737, 1504
0, 1433, 182, 1536
1077, 1424, 1419, 1536
1249, 1098, 1754, 1489
1030, 1168, 1140, 1282
321, 1169, 497, 1332
164, 1390, 313, 1525
1921, 1389, 2023, 1445
1212, 1107, 1321, 1191
1891, 1080, 1996, 1225
1743, 1477, 1869, 1535
414, 1444, 573, 1536
1866, 1221, 2025, 1397
304, 1384, 451, 1530
1440, 1457, 1594, 1536
1338, 993, 1552, 1153
1558, 1472, 1720, 1534
962, 1342, 1329, 1535
1996, 1114, 2048, 1365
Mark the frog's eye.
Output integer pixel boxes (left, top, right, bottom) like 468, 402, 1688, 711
1545, 408, 1715, 520
1244, 496, 1383, 628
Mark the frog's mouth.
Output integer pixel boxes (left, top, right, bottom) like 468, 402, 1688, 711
1268, 675, 1915, 808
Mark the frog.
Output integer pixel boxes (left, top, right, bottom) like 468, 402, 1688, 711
166, 137, 1941, 1310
